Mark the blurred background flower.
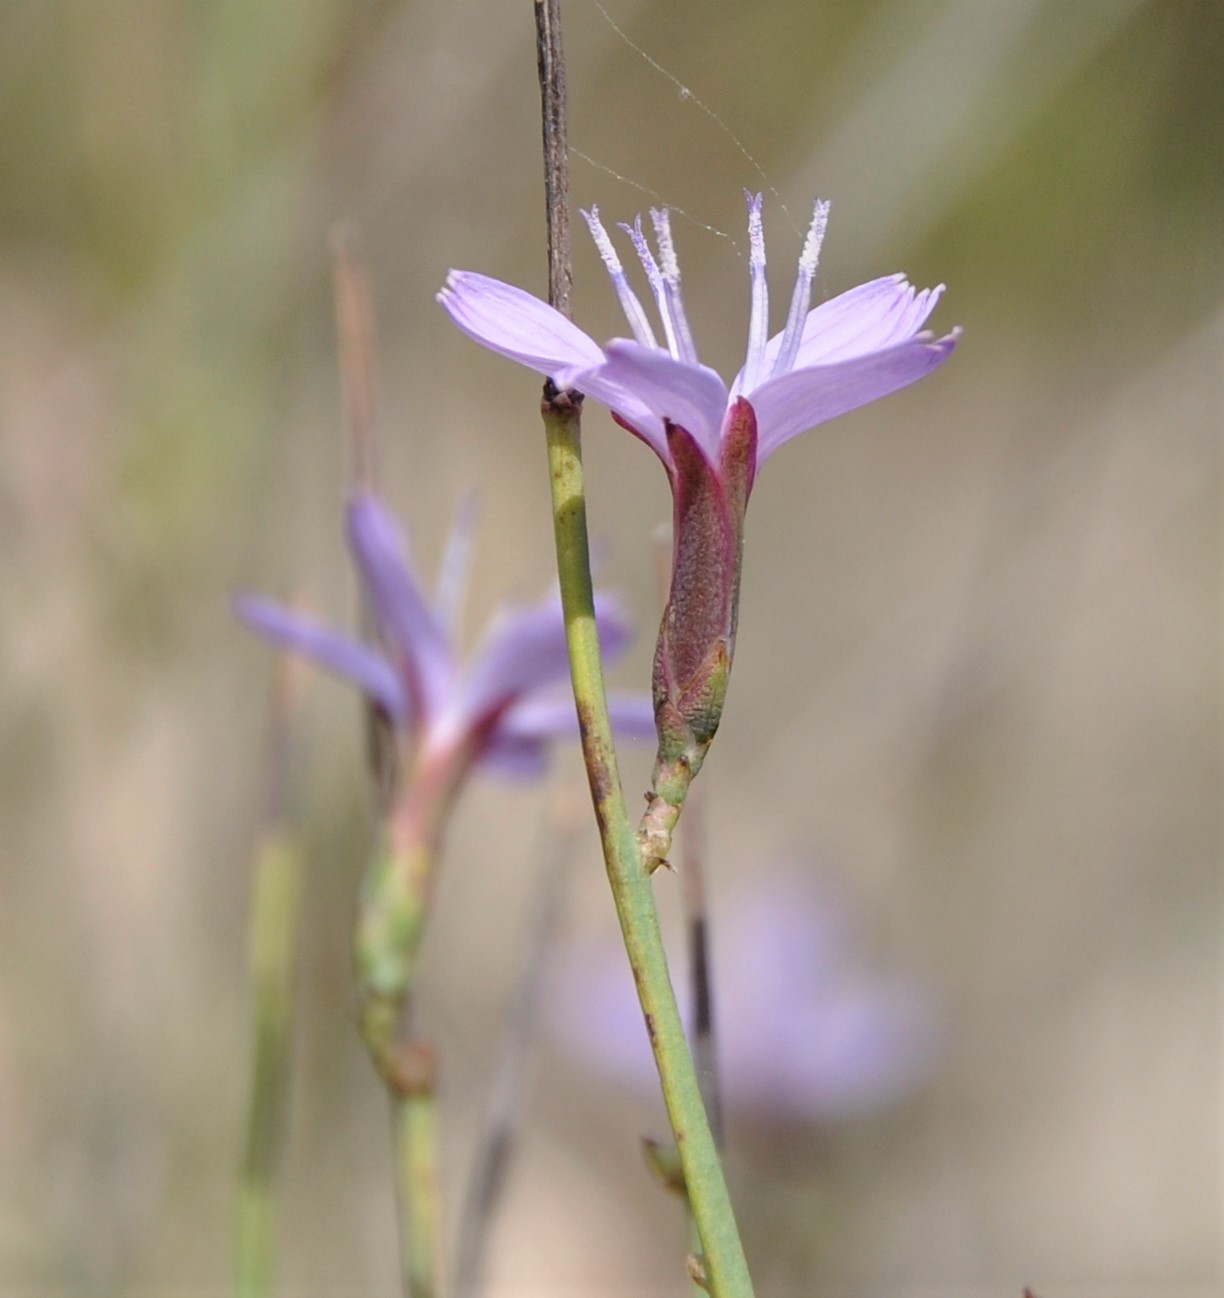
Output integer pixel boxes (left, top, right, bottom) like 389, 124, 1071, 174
549, 869, 939, 1124
236, 490, 654, 781
2, 0, 1220, 1294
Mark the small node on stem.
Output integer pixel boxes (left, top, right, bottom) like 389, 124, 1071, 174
359, 992, 402, 1074
541, 377, 584, 417
686, 1252, 711, 1291
642, 1137, 688, 1199
637, 749, 697, 873
389, 1038, 438, 1098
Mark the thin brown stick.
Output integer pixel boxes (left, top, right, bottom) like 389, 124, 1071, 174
330, 221, 381, 491
534, 0, 573, 319
453, 787, 585, 1298
330, 223, 398, 806
680, 781, 723, 1147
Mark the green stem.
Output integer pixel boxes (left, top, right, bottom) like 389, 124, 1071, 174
542, 389, 754, 1298
356, 751, 465, 1298
236, 826, 305, 1298
639, 750, 698, 872
393, 1047, 442, 1298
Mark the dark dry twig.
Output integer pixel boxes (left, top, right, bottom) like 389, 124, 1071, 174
680, 781, 723, 1147
330, 221, 381, 491
330, 223, 398, 807
534, 0, 572, 318
453, 788, 586, 1298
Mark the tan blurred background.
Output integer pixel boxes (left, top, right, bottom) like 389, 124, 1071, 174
1, 0, 1221, 1294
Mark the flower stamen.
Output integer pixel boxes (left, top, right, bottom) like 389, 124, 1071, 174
740, 191, 770, 393
771, 198, 830, 380
648, 208, 698, 366
620, 216, 681, 361
582, 207, 658, 350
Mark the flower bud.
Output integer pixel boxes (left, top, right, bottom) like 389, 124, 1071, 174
652, 397, 757, 768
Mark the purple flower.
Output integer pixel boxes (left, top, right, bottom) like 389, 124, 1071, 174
440, 197, 956, 471
550, 873, 940, 1123
439, 197, 958, 768
236, 490, 654, 780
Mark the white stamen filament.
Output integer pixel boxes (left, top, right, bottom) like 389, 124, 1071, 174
770, 198, 830, 380
648, 208, 698, 366
740, 191, 769, 393
581, 207, 658, 349
621, 217, 681, 360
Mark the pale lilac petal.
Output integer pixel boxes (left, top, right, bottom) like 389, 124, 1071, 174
234, 593, 408, 721
605, 690, 658, 742
495, 694, 580, 742
456, 592, 635, 729
569, 369, 671, 464
735, 275, 917, 389
478, 732, 551, 780
595, 341, 729, 461
438, 271, 671, 461
438, 271, 604, 386
752, 330, 961, 464
346, 493, 453, 716
460, 597, 569, 724
794, 275, 944, 366
498, 689, 656, 744
479, 689, 653, 779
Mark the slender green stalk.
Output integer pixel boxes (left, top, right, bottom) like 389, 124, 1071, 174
236, 827, 305, 1298
542, 392, 754, 1298
358, 829, 443, 1298
236, 648, 308, 1298
394, 1048, 442, 1298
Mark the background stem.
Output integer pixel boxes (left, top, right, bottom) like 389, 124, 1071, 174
680, 782, 723, 1147
235, 829, 305, 1298
235, 655, 308, 1298
356, 756, 466, 1298
394, 1050, 442, 1298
